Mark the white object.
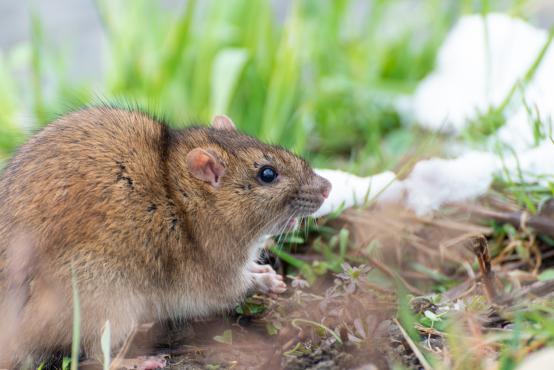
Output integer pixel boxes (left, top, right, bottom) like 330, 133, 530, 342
401, 151, 498, 215
314, 13, 554, 218
313, 169, 398, 217
413, 13, 554, 140
517, 348, 554, 370
314, 140, 554, 217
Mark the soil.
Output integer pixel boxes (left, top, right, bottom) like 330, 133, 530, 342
79, 204, 554, 370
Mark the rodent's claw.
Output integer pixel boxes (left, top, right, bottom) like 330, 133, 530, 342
271, 278, 287, 294
256, 273, 286, 294
248, 263, 287, 294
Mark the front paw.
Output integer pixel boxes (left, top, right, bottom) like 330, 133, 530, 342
248, 264, 287, 294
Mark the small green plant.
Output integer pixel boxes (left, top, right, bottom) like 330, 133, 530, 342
213, 329, 233, 345
235, 296, 267, 316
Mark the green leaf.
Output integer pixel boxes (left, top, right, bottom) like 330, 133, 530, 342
411, 262, 453, 284
515, 244, 530, 261
269, 245, 316, 283
538, 269, 554, 282
283, 235, 305, 244
70, 269, 81, 370
101, 320, 111, 370
312, 260, 330, 275
235, 298, 266, 316
424, 310, 442, 322
266, 322, 280, 336
283, 342, 310, 357
338, 228, 349, 260
211, 48, 249, 115
213, 329, 233, 345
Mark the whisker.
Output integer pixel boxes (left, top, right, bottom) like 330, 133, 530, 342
274, 217, 290, 248
312, 216, 320, 234
275, 214, 295, 250
233, 208, 282, 255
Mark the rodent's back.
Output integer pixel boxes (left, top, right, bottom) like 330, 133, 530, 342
0, 107, 179, 287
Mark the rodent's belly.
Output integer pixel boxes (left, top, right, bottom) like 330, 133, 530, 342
160, 268, 253, 320
160, 240, 265, 320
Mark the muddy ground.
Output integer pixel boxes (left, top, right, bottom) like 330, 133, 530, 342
83, 202, 554, 370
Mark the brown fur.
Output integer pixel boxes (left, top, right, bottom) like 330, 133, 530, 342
0, 107, 330, 366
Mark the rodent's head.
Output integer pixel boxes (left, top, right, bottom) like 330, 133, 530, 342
181, 115, 331, 236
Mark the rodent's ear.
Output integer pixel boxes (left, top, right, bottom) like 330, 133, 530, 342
211, 115, 236, 131
186, 148, 225, 187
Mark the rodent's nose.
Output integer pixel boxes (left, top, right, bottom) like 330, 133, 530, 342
318, 176, 332, 199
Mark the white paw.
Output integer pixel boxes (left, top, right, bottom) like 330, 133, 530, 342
248, 263, 286, 294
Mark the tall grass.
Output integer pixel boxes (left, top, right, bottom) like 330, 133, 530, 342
0, 0, 457, 168
0, 0, 529, 170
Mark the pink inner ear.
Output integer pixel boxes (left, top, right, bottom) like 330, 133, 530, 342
186, 148, 225, 187
211, 115, 237, 131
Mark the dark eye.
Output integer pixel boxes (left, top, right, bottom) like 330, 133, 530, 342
258, 166, 278, 184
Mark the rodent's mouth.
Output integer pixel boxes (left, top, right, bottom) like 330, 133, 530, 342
269, 216, 299, 236
285, 217, 299, 231
289, 193, 326, 217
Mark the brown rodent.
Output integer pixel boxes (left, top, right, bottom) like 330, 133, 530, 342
0, 107, 331, 367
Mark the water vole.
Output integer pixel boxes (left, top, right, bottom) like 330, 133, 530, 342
0, 107, 331, 367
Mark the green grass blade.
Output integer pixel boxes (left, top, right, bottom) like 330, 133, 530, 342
70, 269, 81, 370
211, 48, 249, 115
101, 320, 111, 370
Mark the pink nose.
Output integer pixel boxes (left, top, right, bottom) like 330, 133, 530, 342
314, 174, 332, 199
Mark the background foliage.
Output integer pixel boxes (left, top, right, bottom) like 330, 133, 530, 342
0, 0, 528, 171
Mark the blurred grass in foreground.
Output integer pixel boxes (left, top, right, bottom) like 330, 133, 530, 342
0, 0, 524, 171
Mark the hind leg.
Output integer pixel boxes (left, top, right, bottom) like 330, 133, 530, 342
0, 272, 72, 368
83, 321, 168, 370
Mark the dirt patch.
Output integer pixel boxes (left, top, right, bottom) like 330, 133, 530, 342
87, 203, 554, 370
